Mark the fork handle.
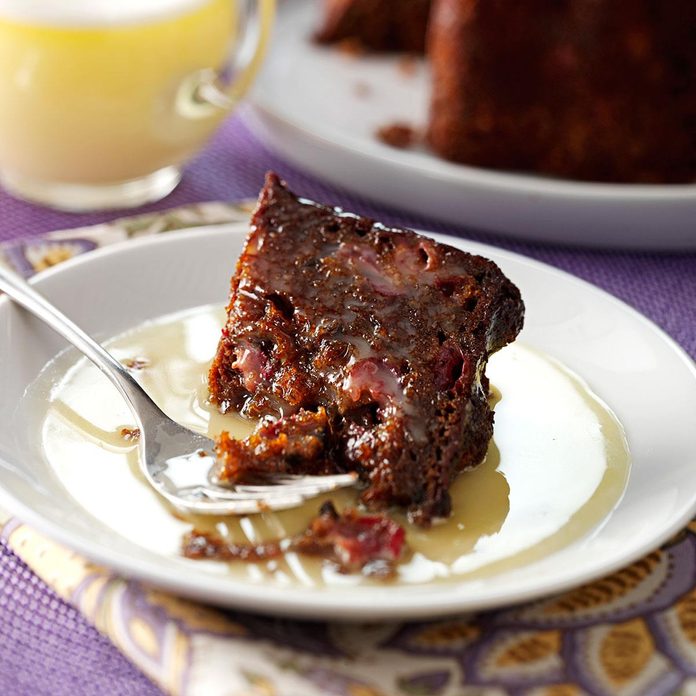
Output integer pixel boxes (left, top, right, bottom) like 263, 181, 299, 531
0, 263, 165, 424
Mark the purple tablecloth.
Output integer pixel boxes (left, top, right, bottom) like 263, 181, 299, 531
1, 114, 695, 696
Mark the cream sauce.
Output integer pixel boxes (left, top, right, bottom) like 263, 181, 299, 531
39, 305, 630, 587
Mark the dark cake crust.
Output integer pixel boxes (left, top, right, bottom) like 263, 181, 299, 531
427, 0, 696, 183
209, 173, 524, 525
315, 0, 431, 53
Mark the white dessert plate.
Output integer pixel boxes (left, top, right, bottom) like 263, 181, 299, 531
1, 225, 695, 621
246, 0, 696, 250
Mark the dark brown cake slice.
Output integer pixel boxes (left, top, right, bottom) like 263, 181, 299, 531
209, 173, 524, 525
315, 0, 431, 53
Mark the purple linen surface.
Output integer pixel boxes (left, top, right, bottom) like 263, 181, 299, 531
0, 114, 695, 696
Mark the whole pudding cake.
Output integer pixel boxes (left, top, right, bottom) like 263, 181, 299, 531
209, 173, 524, 525
316, 0, 696, 183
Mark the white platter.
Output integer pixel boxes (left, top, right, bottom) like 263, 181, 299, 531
1, 225, 696, 621
246, 0, 696, 250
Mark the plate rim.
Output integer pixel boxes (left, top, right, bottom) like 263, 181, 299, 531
249, 100, 696, 202
1, 224, 696, 620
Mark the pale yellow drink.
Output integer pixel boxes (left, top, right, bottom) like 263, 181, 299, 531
0, 0, 233, 184
0, 0, 272, 208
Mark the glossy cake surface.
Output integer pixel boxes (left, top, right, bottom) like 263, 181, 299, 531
209, 173, 524, 524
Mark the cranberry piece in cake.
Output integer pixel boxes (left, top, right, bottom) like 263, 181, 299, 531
291, 502, 406, 578
209, 173, 524, 525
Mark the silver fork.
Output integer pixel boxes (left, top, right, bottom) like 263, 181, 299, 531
0, 264, 357, 515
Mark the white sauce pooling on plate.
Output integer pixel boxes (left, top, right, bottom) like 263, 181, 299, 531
0, 0, 207, 27
39, 305, 630, 587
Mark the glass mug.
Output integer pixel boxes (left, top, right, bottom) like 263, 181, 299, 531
0, 0, 274, 210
